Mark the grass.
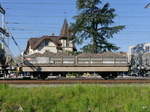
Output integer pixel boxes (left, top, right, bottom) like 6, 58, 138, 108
0, 84, 150, 112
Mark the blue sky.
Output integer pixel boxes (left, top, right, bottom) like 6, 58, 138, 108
1, 0, 150, 56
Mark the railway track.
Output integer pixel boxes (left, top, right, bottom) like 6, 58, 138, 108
0, 79, 150, 84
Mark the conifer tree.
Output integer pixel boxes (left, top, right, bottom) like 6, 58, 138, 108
71, 0, 125, 53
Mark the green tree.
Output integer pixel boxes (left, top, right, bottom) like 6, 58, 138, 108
71, 0, 125, 53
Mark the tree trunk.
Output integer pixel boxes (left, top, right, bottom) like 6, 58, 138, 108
93, 36, 97, 53
92, 22, 98, 53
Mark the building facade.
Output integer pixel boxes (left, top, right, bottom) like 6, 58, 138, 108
128, 43, 150, 61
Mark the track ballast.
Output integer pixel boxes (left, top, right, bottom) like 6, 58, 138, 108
0, 79, 150, 84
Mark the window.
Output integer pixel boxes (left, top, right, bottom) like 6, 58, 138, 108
66, 41, 69, 47
63, 40, 66, 47
45, 40, 49, 46
145, 46, 150, 52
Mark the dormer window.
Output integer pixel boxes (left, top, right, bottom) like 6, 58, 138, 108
45, 40, 49, 46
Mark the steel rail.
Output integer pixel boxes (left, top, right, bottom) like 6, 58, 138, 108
0, 79, 150, 84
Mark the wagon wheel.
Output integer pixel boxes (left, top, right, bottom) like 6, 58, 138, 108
38, 73, 48, 80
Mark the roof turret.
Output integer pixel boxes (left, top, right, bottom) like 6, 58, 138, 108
60, 19, 71, 37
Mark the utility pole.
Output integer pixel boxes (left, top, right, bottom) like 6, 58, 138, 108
0, 4, 10, 53
0, 4, 11, 78
0, 4, 6, 77
0, 4, 9, 37
0, 4, 23, 78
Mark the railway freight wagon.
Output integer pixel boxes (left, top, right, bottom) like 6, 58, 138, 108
22, 52, 129, 79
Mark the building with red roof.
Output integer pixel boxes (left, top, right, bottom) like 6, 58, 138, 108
24, 19, 76, 55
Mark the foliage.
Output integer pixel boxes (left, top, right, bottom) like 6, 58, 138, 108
0, 84, 150, 112
66, 72, 79, 78
71, 0, 125, 53
80, 44, 94, 53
